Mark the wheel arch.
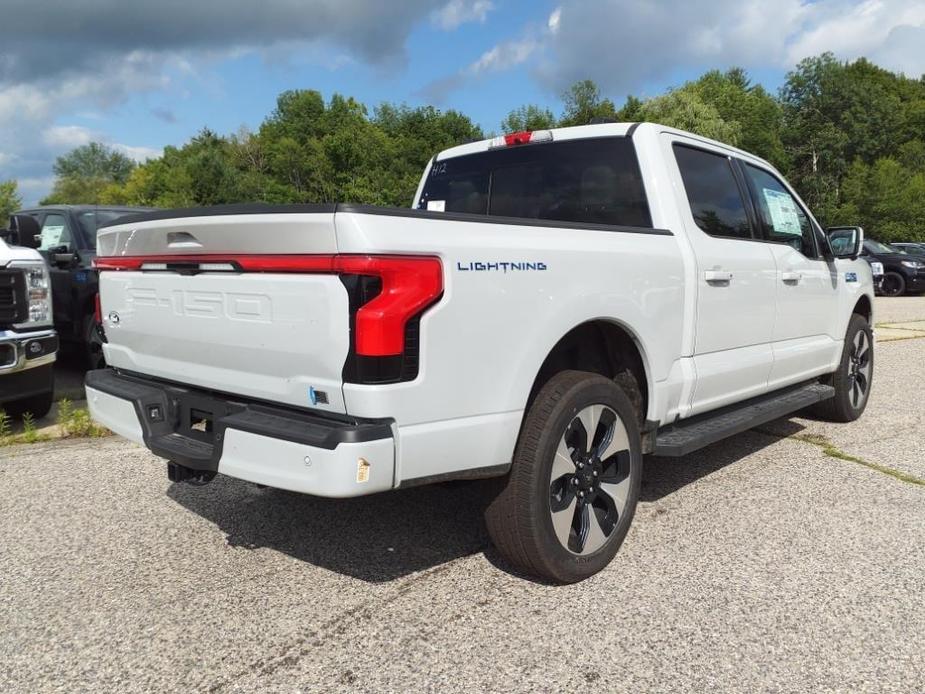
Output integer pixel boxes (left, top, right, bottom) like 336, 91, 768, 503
852, 294, 872, 322
524, 318, 653, 426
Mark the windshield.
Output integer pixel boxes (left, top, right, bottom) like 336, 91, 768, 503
77, 210, 140, 249
865, 239, 904, 254
417, 137, 652, 229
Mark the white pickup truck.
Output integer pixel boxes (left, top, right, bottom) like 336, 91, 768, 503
1, 216, 58, 418
87, 123, 874, 582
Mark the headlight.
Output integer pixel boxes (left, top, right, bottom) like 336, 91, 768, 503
870, 262, 884, 275
901, 260, 925, 269
9, 260, 52, 329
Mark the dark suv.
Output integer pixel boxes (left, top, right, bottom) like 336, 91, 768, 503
860, 239, 925, 297
12, 206, 151, 367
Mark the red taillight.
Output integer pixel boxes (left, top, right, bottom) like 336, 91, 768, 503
94, 293, 102, 324
94, 254, 443, 357
504, 131, 533, 146
334, 256, 442, 356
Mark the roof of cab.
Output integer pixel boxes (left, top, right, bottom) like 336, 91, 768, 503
433, 121, 778, 174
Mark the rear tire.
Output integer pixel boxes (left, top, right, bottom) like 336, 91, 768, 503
811, 313, 873, 422
485, 370, 642, 583
880, 272, 905, 297
84, 314, 106, 371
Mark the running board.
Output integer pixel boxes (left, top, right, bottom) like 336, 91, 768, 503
653, 383, 835, 457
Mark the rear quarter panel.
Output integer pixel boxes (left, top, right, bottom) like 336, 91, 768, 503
335, 213, 683, 424
335, 211, 684, 480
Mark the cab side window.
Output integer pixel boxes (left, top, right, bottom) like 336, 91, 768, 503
39, 213, 72, 252
743, 165, 817, 258
673, 144, 752, 240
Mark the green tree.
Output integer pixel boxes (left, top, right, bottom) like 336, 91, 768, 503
687, 69, 786, 166
501, 105, 556, 132
638, 90, 742, 145
558, 80, 618, 126
778, 53, 925, 221
615, 95, 644, 122
42, 142, 137, 204
0, 180, 22, 221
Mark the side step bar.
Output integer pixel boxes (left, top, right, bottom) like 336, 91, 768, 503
654, 382, 835, 457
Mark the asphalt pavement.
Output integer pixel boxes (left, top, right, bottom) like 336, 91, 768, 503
1, 297, 923, 693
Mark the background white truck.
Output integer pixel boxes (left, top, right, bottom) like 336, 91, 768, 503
1, 215, 58, 418
86, 123, 873, 582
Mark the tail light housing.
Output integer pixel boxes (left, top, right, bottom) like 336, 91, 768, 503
94, 254, 443, 383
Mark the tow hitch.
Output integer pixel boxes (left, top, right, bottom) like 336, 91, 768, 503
167, 462, 217, 486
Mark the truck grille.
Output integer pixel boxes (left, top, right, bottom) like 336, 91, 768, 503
0, 269, 28, 326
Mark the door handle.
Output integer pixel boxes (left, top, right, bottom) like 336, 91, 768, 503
704, 270, 733, 284
781, 271, 802, 283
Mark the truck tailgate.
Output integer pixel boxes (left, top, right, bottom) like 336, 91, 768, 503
96, 209, 351, 413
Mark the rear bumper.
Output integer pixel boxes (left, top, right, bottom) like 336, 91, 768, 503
85, 369, 396, 497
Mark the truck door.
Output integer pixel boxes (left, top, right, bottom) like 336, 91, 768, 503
36, 211, 75, 337
666, 138, 777, 414
738, 162, 842, 387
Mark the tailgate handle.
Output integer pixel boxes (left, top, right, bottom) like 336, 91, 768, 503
167, 231, 203, 249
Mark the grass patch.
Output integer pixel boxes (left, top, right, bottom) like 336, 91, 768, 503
0, 409, 50, 446
56, 399, 110, 439
0, 399, 110, 447
791, 432, 925, 487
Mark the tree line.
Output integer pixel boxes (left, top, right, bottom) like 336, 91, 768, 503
4, 52, 924, 242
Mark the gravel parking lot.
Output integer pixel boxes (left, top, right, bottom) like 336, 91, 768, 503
2, 298, 923, 693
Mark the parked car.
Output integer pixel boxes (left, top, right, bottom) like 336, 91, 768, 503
859, 238, 925, 296
864, 257, 884, 293
891, 242, 925, 257
0, 216, 58, 418
12, 205, 151, 368
86, 123, 874, 583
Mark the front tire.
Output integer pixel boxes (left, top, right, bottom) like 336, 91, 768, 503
812, 313, 873, 422
485, 370, 642, 583
880, 272, 905, 297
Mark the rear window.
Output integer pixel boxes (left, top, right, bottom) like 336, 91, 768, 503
77, 210, 139, 248
417, 137, 652, 228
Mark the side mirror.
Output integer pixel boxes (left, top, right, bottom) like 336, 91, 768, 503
826, 226, 864, 260
53, 251, 77, 267
9, 214, 41, 249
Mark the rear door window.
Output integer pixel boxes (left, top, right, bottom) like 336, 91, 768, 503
418, 137, 652, 228
673, 145, 752, 240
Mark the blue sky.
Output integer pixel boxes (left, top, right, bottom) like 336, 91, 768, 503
2, 0, 925, 204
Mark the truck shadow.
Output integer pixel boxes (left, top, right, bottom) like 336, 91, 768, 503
167, 419, 807, 583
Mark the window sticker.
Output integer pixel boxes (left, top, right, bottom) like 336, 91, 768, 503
40, 224, 65, 250
762, 188, 801, 235
426, 199, 446, 212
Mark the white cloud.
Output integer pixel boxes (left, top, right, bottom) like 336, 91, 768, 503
467, 38, 538, 75
547, 7, 561, 34
42, 125, 95, 150
419, 10, 553, 100
431, 0, 494, 30
422, 0, 925, 104
115, 144, 163, 163
540, 0, 925, 94
0, 0, 449, 203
